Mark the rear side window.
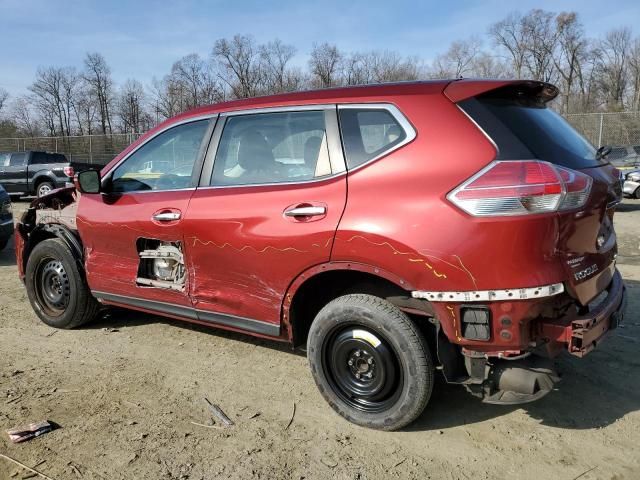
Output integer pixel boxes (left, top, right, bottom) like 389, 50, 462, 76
460, 95, 599, 169
0, 153, 10, 167
32, 152, 50, 164
338, 108, 407, 169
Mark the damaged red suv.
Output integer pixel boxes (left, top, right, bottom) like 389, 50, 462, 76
15, 80, 626, 430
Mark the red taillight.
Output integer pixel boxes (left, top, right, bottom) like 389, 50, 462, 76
448, 160, 592, 217
64, 166, 74, 177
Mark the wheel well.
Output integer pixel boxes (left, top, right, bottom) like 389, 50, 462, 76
288, 270, 434, 348
23, 225, 83, 274
32, 176, 53, 193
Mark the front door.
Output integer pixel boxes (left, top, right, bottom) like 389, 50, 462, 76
183, 107, 347, 336
76, 118, 214, 308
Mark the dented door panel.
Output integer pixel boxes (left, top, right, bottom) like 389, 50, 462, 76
183, 177, 347, 326
76, 190, 194, 307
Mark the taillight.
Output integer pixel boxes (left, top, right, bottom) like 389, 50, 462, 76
447, 160, 592, 217
63, 166, 74, 177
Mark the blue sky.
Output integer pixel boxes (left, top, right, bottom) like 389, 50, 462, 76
1, 0, 639, 96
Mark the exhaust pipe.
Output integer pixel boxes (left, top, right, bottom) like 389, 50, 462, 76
482, 356, 560, 405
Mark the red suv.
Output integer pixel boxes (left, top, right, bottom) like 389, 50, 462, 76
15, 80, 626, 430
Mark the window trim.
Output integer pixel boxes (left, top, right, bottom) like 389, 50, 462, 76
337, 103, 417, 172
198, 104, 347, 189
102, 114, 217, 195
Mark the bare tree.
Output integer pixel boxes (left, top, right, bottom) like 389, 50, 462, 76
521, 9, 558, 82
260, 40, 303, 93
309, 43, 343, 88
596, 28, 632, 109
117, 79, 147, 133
83, 52, 114, 134
9, 96, 41, 137
489, 12, 530, 78
0, 88, 8, 116
29, 66, 80, 137
430, 37, 482, 78
627, 37, 640, 111
171, 54, 223, 108
470, 52, 511, 78
213, 35, 264, 98
552, 12, 587, 113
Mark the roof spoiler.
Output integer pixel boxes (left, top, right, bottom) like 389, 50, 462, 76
444, 79, 559, 104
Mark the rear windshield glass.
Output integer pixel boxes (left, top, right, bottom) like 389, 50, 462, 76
462, 97, 600, 169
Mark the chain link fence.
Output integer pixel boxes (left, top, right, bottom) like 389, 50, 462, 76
1, 112, 640, 167
565, 112, 640, 148
0, 133, 144, 166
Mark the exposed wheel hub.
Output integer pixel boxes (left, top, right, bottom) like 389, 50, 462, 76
347, 349, 375, 380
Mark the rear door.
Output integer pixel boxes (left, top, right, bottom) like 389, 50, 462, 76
183, 106, 347, 335
458, 84, 621, 304
2, 152, 28, 193
76, 117, 214, 308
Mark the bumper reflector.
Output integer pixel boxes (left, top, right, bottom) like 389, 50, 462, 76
411, 283, 564, 302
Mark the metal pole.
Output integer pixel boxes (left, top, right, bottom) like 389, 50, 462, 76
597, 113, 604, 147
55, 137, 58, 153
89, 135, 92, 164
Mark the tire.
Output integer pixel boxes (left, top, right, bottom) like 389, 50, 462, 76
307, 294, 434, 431
25, 238, 99, 329
36, 181, 54, 198
634, 187, 640, 200
0, 237, 8, 251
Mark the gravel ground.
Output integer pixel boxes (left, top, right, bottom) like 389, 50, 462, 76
1, 199, 639, 480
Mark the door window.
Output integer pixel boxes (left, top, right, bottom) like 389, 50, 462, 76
211, 110, 331, 186
111, 119, 210, 193
0, 153, 10, 167
338, 108, 407, 169
9, 153, 26, 166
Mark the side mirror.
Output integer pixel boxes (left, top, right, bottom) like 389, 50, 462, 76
75, 170, 101, 194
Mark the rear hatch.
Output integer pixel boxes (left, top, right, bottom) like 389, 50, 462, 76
450, 81, 622, 305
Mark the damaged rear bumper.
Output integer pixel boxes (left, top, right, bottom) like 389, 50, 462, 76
538, 269, 626, 357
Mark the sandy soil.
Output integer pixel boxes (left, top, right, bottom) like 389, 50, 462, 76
1, 199, 640, 480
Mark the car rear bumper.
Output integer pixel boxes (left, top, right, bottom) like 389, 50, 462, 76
538, 269, 626, 357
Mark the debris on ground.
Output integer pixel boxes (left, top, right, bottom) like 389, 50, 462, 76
6, 420, 54, 443
203, 398, 234, 427
0, 453, 56, 480
284, 401, 296, 430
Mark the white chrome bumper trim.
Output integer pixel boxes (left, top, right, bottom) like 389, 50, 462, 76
411, 283, 565, 302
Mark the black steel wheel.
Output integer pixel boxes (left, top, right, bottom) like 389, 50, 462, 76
34, 257, 71, 317
322, 325, 403, 413
308, 294, 434, 431
25, 238, 99, 329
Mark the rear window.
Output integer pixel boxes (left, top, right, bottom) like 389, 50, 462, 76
460, 96, 600, 169
338, 108, 407, 169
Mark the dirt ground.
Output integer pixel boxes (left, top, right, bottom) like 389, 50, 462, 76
1, 199, 640, 480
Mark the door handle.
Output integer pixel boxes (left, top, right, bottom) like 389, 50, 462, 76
152, 212, 181, 222
284, 206, 326, 217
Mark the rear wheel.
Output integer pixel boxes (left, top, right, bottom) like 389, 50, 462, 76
307, 294, 434, 430
25, 238, 99, 329
36, 181, 54, 198
634, 187, 640, 200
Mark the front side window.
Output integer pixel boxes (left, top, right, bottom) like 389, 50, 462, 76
9, 153, 26, 166
211, 110, 331, 186
338, 108, 407, 169
111, 119, 210, 193
0, 153, 10, 167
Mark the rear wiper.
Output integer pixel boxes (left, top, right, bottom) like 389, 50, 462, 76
596, 145, 612, 161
